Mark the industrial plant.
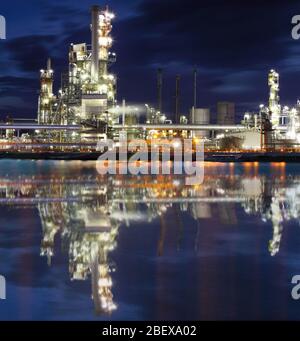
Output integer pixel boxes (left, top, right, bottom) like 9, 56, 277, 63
1, 5, 300, 157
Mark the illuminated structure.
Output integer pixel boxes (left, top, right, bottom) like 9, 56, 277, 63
38, 59, 55, 125
35, 5, 117, 144
2, 6, 300, 153
66, 6, 116, 124
268, 70, 281, 127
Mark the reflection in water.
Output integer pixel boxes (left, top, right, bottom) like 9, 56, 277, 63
0, 162, 297, 315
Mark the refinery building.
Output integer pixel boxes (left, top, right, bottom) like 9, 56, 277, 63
1, 5, 300, 154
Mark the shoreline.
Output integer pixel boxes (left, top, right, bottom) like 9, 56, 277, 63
0, 151, 298, 162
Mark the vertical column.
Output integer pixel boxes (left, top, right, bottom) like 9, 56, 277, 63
91, 5, 100, 83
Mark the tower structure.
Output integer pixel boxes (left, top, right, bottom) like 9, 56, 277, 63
175, 75, 180, 123
268, 69, 281, 127
60, 6, 117, 127
38, 59, 55, 124
157, 68, 162, 113
81, 6, 116, 123
193, 68, 197, 109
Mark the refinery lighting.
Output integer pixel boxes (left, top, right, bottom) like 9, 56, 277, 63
2, 6, 300, 154
107, 12, 115, 19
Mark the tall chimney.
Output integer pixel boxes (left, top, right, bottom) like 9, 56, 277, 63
91, 5, 100, 83
47, 58, 51, 71
193, 68, 197, 109
175, 75, 180, 123
157, 68, 163, 113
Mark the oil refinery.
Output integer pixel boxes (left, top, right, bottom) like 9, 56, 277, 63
1, 5, 300, 157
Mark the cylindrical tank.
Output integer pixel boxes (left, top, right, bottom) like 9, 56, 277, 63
217, 102, 235, 125
190, 108, 210, 138
125, 114, 139, 140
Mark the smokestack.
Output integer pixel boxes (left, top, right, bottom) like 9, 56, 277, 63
91, 5, 100, 83
175, 75, 180, 123
193, 68, 197, 109
157, 68, 163, 113
47, 58, 51, 71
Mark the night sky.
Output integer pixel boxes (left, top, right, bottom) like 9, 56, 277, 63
1, 0, 300, 121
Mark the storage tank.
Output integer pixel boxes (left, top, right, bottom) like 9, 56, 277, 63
217, 102, 235, 125
190, 108, 210, 138
125, 114, 139, 140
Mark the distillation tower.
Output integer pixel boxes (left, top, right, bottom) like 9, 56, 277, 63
37, 6, 117, 141
66, 5, 116, 124
37, 59, 56, 125
268, 70, 281, 127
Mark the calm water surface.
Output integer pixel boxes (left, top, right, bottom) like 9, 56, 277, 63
0, 160, 300, 320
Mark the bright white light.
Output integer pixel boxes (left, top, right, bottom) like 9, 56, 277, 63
99, 84, 108, 94
173, 141, 181, 148
99, 37, 112, 47
98, 278, 112, 287
173, 180, 180, 187
291, 108, 297, 115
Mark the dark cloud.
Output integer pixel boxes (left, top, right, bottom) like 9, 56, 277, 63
0, 76, 38, 117
42, 4, 86, 22
5, 35, 57, 73
114, 0, 299, 69
0, 76, 36, 95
